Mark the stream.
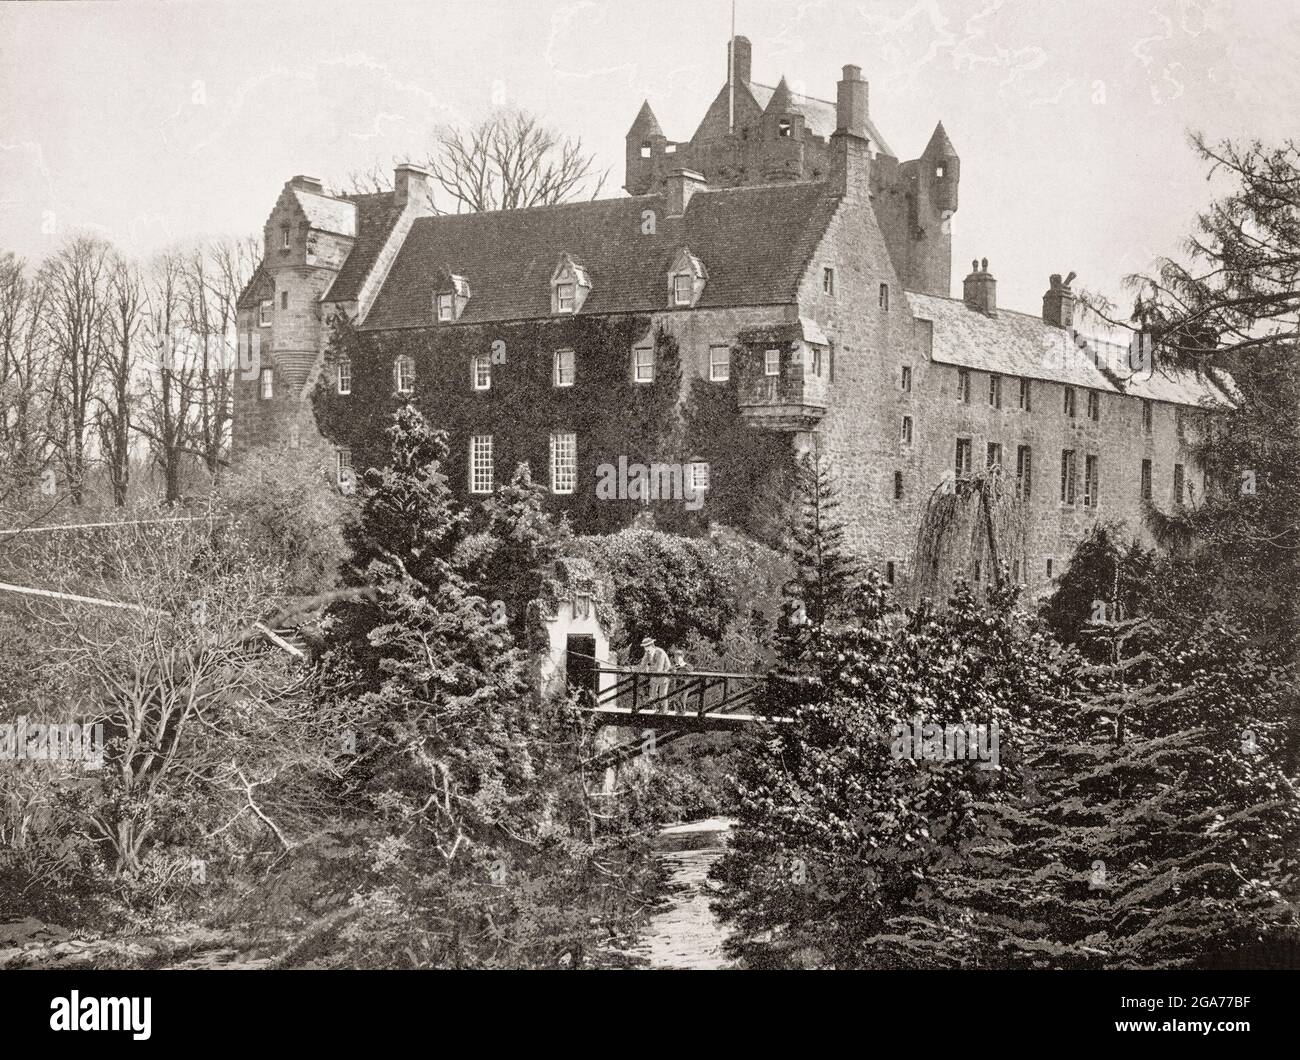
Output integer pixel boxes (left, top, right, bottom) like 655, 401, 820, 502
629, 817, 735, 970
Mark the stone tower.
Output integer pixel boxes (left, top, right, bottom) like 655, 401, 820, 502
623, 36, 960, 297
233, 166, 434, 455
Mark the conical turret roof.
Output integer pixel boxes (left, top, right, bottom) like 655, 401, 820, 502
923, 120, 957, 158
627, 100, 664, 138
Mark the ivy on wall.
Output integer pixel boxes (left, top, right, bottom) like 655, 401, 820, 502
314, 313, 699, 534
681, 341, 798, 547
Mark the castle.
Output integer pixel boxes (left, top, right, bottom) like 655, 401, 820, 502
234, 35, 1232, 595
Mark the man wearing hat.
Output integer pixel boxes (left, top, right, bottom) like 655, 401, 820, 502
637, 635, 672, 711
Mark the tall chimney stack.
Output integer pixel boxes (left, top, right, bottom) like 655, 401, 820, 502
665, 169, 708, 217
835, 64, 869, 140
729, 35, 752, 86
1042, 270, 1077, 329
963, 258, 997, 315
393, 163, 433, 210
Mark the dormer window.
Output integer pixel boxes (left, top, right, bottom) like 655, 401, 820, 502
551, 255, 591, 315
434, 273, 470, 323
667, 247, 706, 309
672, 275, 692, 306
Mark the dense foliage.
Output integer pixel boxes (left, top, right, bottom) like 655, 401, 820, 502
314, 404, 654, 967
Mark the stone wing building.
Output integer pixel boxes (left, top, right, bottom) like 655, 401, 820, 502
234, 35, 1233, 595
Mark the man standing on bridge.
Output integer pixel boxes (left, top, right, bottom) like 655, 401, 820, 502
638, 636, 671, 710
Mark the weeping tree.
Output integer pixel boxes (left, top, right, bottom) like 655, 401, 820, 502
910, 463, 1029, 606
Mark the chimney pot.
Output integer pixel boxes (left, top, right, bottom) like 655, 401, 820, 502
835, 62, 870, 138
1043, 269, 1077, 328
964, 258, 997, 315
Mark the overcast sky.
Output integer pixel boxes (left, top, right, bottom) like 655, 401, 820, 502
1, 0, 1296, 314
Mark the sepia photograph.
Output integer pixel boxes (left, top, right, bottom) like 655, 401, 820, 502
0, 0, 1296, 1043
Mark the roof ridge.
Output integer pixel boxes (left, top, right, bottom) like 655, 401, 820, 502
751, 80, 837, 107
697, 179, 836, 198
907, 289, 1055, 326
409, 192, 665, 225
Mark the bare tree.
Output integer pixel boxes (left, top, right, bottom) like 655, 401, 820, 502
136, 251, 196, 504
427, 109, 607, 213
0, 251, 53, 483
39, 235, 113, 505
202, 236, 258, 473
26, 517, 335, 876
98, 255, 144, 507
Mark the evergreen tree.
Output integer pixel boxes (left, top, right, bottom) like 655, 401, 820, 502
888, 555, 1300, 969
1041, 522, 1156, 645
934, 609, 1300, 968
787, 450, 860, 630
320, 405, 651, 967
712, 579, 1067, 968
455, 462, 573, 638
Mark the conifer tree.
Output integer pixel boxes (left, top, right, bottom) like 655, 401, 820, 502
889, 571, 1300, 968
320, 405, 650, 967
787, 449, 860, 630
455, 462, 572, 638
952, 609, 1300, 968
713, 579, 1067, 967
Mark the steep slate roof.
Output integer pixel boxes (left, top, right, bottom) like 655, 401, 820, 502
908, 291, 1234, 408
909, 291, 1121, 392
1114, 364, 1236, 408
750, 81, 894, 157
236, 264, 272, 310
323, 191, 403, 303
294, 189, 357, 236
362, 182, 841, 331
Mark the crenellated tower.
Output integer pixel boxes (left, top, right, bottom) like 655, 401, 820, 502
624, 36, 959, 296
